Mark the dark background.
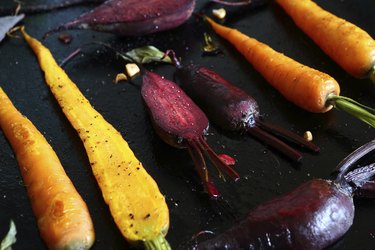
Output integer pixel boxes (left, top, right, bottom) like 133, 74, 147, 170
0, 0, 374, 249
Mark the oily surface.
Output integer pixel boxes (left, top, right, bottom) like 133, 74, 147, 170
0, 0, 374, 249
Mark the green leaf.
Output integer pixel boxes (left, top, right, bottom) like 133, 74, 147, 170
1, 220, 17, 250
119, 46, 172, 64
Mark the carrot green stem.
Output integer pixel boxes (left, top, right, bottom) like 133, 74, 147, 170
327, 94, 375, 128
369, 65, 375, 84
144, 234, 171, 250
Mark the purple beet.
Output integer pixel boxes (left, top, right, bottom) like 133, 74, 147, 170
175, 63, 319, 162
42, 0, 257, 37
139, 69, 239, 198
45, 0, 196, 37
194, 140, 375, 249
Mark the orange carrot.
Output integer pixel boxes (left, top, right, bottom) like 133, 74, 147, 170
205, 17, 375, 127
0, 87, 95, 250
276, 0, 375, 81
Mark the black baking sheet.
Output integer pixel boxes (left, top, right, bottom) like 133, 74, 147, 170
1, 0, 375, 249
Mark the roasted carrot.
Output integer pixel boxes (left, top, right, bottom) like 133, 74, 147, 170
0, 87, 95, 250
20, 27, 170, 249
205, 17, 375, 127
276, 0, 375, 81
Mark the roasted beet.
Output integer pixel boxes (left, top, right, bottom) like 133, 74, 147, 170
45, 0, 196, 37
139, 69, 239, 198
194, 140, 375, 249
175, 63, 319, 162
40, 0, 259, 37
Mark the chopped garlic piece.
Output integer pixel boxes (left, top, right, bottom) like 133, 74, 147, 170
114, 73, 127, 83
114, 63, 140, 83
304, 131, 313, 141
212, 8, 226, 19
126, 63, 140, 78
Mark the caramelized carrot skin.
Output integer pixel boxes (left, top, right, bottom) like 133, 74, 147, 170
21, 28, 170, 245
0, 88, 94, 250
206, 17, 340, 113
276, 0, 375, 79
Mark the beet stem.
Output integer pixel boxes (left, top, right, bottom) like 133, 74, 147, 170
210, 0, 252, 6
344, 163, 375, 189
335, 139, 375, 182
187, 139, 221, 198
197, 136, 240, 181
247, 126, 303, 162
257, 120, 320, 153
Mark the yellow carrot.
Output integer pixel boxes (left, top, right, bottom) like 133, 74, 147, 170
20, 27, 170, 249
0, 87, 94, 250
276, 0, 375, 81
205, 17, 375, 127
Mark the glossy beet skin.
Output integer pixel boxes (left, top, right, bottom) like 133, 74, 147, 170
178, 65, 261, 132
141, 71, 208, 148
46, 0, 195, 36
198, 179, 354, 250
140, 70, 239, 198
176, 64, 319, 162
195, 140, 375, 249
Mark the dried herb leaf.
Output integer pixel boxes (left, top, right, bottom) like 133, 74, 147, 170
119, 45, 171, 64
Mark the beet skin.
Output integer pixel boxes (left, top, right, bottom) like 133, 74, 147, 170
197, 179, 354, 249
47, 0, 195, 36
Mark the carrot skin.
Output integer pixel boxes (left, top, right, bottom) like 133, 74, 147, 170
0, 87, 95, 250
276, 0, 375, 79
205, 17, 340, 113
